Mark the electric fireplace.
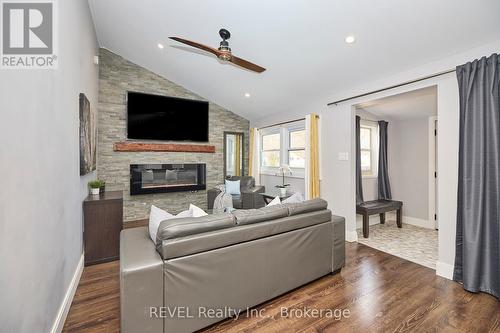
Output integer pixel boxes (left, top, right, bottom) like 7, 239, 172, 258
130, 164, 206, 195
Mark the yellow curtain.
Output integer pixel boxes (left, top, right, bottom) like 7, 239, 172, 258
248, 128, 255, 176
309, 114, 320, 198
235, 134, 241, 176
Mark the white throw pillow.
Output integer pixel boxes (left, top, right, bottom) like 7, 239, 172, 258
149, 205, 172, 242
175, 209, 193, 219
148, 206, 193, 243
283, 192, 305, 204
189, 203, 208, 217
267, 196, 281, 206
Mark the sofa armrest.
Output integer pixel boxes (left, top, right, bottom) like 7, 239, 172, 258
241, 186, 266, 209
207, 188, 222, 210
120, 227, 163, 333
331, 215, 346, 272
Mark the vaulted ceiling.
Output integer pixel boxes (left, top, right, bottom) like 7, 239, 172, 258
88, 0, 500, 122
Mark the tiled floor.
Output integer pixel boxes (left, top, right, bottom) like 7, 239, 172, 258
357, 220, 438, 269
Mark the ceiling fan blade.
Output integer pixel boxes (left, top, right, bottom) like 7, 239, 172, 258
169, 37, 221, 57
229, 55, 266, 73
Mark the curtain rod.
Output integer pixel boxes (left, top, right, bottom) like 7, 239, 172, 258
258, 115, 319, 130
327, 68, 456, 106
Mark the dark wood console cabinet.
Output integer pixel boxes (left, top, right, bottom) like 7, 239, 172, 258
83, 191, 123, 266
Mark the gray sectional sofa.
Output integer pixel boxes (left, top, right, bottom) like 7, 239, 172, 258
120, 198, 345, 333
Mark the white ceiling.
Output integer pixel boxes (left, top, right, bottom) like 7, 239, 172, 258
88, 0, 500, 122
357, 86, 437, 120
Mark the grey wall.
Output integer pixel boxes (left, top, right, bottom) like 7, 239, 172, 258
97, 49, 249, 222
0, 1, 99, 332
388, 118, 430, 220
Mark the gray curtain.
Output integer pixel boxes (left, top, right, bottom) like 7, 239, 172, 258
378, 121, 392, 200
454, 54, 499, 299
356, 116, 364, 204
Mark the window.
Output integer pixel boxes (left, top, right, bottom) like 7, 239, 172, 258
288, 129, 306, 168
261, 133, 280, 167
260, 122, 306, 176
360, 122, 379, 177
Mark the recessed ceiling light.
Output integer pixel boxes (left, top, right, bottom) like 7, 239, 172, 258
157, 43, 164, 49
244, 93, 251, 98
345, 36, 356, 44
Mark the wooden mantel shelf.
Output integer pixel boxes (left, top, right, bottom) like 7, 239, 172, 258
113, 142, 215, 153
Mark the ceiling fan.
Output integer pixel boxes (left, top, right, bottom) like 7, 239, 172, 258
169, 29, 266, 73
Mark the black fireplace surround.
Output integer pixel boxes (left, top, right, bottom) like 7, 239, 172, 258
130, 164, 206, 195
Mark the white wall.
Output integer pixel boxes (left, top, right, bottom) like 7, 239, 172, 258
252, 39, 500, 278
0, 1, 99, 332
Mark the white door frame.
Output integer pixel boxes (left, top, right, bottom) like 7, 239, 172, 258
428, 116, 438, 229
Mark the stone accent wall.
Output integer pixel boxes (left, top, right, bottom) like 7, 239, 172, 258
97, 49, 249, 222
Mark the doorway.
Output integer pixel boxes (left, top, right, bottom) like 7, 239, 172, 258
223, 132, 244, 179
354, 86, 439, 269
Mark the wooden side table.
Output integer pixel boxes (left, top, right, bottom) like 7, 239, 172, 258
83, 191, 123, 266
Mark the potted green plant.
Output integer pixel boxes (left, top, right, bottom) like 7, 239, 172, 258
89, 180, 104, 196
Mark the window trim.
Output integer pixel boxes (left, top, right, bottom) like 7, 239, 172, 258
260, 121, 306, 178
287, 127, 306, 170
260, 129, 281, 169
360, 120, 379, 179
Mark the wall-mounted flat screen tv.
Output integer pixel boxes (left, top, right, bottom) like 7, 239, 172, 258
127, 92, 209, 142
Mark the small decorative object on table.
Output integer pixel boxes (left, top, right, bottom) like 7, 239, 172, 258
88, 179, 105, 196
276, 164, 292, 196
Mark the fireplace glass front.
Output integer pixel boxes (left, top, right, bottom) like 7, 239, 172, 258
130, 164, 206, 195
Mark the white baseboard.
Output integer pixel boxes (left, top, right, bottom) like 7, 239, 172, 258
50, 253, 84, 333
436, 261, 454, 280
403, 216, 435, 229
356, 213, 435, 230
346, 230, 358, 242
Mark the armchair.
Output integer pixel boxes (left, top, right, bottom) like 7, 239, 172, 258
208, 176, 265, 210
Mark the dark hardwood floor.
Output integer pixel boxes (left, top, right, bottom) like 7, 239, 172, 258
62, 242, 499, 333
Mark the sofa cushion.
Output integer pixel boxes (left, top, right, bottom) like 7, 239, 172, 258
284, 198, 328, 216
160, 210, 334, 259
233, 205, 289, 225
239, 176, 255, 190
156, 213, 235, 244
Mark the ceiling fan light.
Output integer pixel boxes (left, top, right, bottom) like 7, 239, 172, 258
219, 53, 232, 61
